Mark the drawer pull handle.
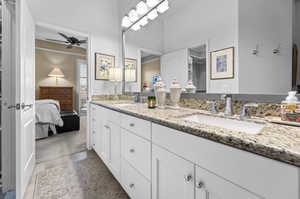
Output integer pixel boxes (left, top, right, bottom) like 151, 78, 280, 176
129, 183, 135, 188
92, 119, 96, 122
129, 123, 135, 127
184, 174, 193, 183
129, 149, 135, 153
93, 131, 96, 134
104, 125, 110, 129
197, 181, 205, 189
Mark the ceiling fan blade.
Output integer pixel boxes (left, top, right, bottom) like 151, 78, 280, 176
79, 40, 87, 44
58, 32, 71, 41
46, 39, 68, 43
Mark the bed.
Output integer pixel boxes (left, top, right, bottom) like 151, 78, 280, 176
35, 99, 64, 139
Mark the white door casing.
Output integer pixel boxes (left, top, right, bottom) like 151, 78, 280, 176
16, 0, 36, 198
2, 0, 17, 193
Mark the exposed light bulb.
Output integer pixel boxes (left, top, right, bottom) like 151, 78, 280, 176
128, 9, 139, 22
139, 16, 148, 26
146, 0, 159, 8
136, 1, 148, 15
122, 16, 132, 28
131, 24, 141, 31
147, 9, 158, 20
157, 0, 169, 13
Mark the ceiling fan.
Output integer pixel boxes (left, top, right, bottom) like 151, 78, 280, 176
46, 32, 87, 49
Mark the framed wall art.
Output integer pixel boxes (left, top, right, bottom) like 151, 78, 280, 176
95, 53, 115, 80
210, 47, 234, 80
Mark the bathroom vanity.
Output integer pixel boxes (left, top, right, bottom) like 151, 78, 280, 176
89, 101, 300, 199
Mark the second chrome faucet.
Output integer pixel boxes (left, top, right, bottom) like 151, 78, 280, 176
207, 95, 258, 118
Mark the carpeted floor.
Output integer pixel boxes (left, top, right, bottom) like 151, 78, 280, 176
24, 117, 129, 199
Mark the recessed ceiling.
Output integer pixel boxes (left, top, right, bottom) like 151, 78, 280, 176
35, 25, 88, 49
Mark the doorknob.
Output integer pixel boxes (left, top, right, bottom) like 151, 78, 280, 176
21, 103, 33, 110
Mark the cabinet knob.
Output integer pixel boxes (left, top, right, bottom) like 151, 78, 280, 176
197, 181, 205, 189
129, 123, 135, 127
92, 119, 96, 122
129, 148, 135, 153
104, 125, 109, 129
93, 131, 96, 134
184, 174, 193, 182
129, 183, 135, 188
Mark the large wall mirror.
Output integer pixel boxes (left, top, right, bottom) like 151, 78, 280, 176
122, 0, 298, 95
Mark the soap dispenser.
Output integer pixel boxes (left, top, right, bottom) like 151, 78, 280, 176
281, 91, 300, 122
170, 78, 182, 108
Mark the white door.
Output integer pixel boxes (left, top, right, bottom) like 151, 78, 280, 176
152, 145, 194, 199
195, 166, 261, 199
15, 0, 36, 198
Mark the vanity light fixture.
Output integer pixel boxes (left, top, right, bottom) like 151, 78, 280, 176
131, 23, 141, 31
139, 16, 149, 26
122, 16, 132, 28
121, 0, 169, 31
157, 0, 169, 13
146, 0, 159, 7
136, 1, 148, 15
128, 9, 139, 22
147, 9, 158, 20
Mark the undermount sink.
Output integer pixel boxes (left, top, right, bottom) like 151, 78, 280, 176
182, 114, 265, 135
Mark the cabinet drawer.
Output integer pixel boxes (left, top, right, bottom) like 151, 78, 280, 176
121, 114, 151, 140
121, 129, 151, 180
121, 158, 151, 199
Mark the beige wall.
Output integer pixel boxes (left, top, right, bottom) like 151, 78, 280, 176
35, 39, 87, 111
141, 59, 161, 88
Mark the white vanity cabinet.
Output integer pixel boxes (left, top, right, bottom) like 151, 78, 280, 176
152, 145, 194, 199
89, 104, 300, 199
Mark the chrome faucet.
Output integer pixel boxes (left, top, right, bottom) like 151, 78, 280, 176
207, 101, 218, 114
240, 104, 258, 119
221, 94, 233, 116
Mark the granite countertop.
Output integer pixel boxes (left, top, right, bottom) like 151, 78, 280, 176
91, 100, 300, 167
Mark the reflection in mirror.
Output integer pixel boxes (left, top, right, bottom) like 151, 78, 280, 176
121, 0, 300, 95
189, 45, 207, 93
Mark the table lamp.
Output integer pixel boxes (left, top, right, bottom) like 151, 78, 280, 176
48, 67, 65, 85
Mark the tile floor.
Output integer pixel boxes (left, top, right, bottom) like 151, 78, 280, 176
24, 117, 129, 199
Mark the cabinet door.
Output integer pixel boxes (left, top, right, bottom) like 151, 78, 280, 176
195, 166, 261, 199
108, 121, 121, 179
152, 145, 194, 199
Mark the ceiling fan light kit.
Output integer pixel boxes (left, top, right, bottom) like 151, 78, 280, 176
121, 0, 169, 31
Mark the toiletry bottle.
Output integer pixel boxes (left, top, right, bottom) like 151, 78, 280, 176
281, 91, 300, 122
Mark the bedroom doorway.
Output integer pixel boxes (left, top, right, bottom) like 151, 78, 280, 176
33, 23, 90, 163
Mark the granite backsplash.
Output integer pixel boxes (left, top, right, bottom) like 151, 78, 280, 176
92, 95, 281, 118
178, 98, 281, 118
